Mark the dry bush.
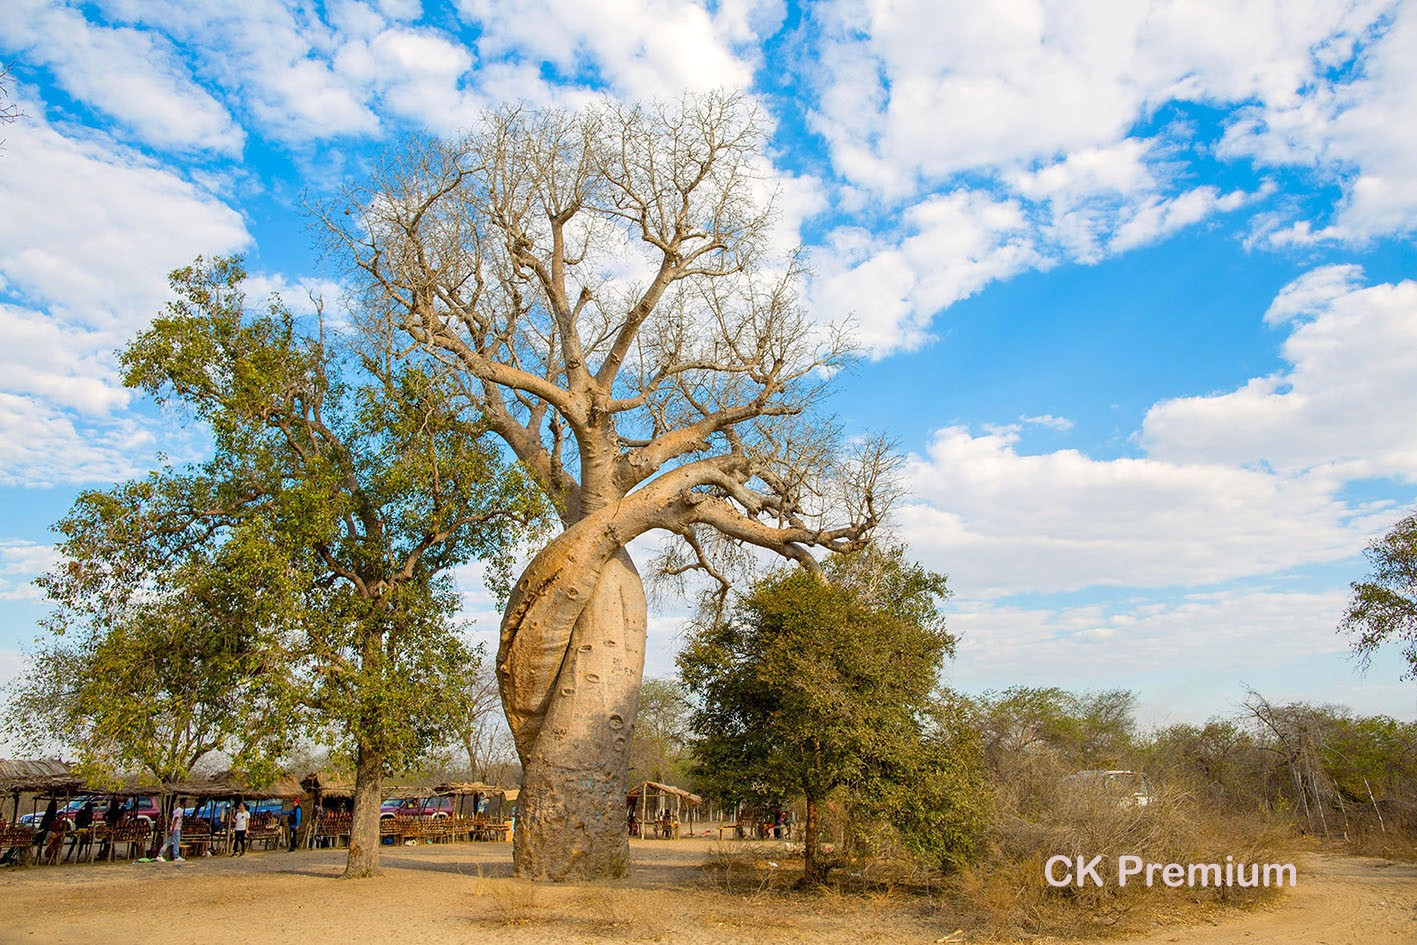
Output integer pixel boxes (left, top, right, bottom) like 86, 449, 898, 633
698, 842, 798, 896
466, 874, 552, 927
948, 776, 1296, 940
1340, 823, 1417, 861
577, 887, 670, 939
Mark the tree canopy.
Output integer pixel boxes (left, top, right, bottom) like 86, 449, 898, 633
1342, 510, 1417, 679
13, 256, 546, 876
680, 545, 982, 881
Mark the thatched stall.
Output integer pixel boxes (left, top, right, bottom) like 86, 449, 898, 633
433, 781, 514, 841
300, 771, 356, 848
166, 770, 304, 854
0, 759, 86, 864
627, 781, 701, 839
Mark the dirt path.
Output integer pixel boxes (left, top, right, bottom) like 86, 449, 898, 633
1122, 853, 1417, 945
0, 841, 1411, 944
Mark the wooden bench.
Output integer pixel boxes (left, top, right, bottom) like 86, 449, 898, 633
470, 818, 510, 842
717, 822, 745, 840
0, 825, 35, 866
108, 822, 153, 860
245, 815, 281, 852
315, 812, 351, 848
179, 820, 212, 858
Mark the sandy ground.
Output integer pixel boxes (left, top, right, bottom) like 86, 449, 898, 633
0, 839, 1413, 944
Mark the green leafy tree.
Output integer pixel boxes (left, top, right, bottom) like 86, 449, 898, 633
25, 256, 546, 877
680, 547, 979, 883
1342, 511, 1417, 678
7, 560, 291, 788
628, 677, 694, 787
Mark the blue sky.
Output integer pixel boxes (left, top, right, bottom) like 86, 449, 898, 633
1, 0, 1416, 732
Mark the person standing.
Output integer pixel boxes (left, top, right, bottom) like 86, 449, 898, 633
156, 804, 185, 862
231, 803, 249, 857
286, 800, 302, 852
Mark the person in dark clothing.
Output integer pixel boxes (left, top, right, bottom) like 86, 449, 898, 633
286, 800, 302, 852
34, 799, 58, 857
65, 801, 95, 862
34, 799, 67, 864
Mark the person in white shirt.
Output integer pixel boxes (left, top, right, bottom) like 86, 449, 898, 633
231, 803, 250, 857
157, 805, 185, 862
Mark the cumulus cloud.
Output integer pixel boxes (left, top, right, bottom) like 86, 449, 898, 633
0, 92, 249, 324
0, 96, 248, 484
0, 392, 156, 487
808, 189, 1043, 354
2, 0, 244, 154
1143, 270, 1417, 478
795, 0, 1415, 354
456, 0, 762, 96
900, 268, 1417, 600
949, 587, 1352, 686
899, 424, 1378, 598
0, 538, 58, 602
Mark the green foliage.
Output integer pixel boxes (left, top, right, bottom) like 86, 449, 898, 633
9, 255, 549, 786
628, 678, 694, 787
968, 686, 1138, 769
1342, 510, 1417, 678
680, 545, 983, 876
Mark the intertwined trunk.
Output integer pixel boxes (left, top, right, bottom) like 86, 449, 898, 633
501, 546, 647, 880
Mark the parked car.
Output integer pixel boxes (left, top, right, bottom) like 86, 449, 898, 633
19, 794, 162, 828
1061, 769, 1157, 808
379, 796, 454, 819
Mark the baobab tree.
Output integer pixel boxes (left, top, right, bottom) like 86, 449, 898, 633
324, 93, 892, 880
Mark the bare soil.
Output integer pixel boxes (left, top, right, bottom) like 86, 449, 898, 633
0, 839, 1412, 944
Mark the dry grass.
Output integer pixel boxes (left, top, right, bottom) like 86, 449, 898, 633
943, 783, 1296, 940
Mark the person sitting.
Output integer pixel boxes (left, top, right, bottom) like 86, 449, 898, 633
65, 801, 96, 862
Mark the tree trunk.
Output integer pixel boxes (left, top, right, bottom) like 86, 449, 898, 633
802, 794, 822, 885
343, 741, 384, 878
510, 551, 647, 880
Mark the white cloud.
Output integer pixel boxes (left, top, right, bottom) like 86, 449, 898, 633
0, 97, 247, 484
1143, 270, 1417, 478
808, 189, 1043, 355
1, 0, 244, 155
1021, 414, 1074, 432
0, 392, 155, 487
900, 425, 1377, 598
0, 92, 249, 323
98, 0, 380, 141
794, 1, 1415, 355
0, 305, 126, 414
949, 587, 1352, 686
457, 0, 761, 97
1220, 3, 1417, 242
0, 539, 58, 602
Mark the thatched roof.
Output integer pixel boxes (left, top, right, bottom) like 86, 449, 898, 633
628, 781, 702, 806
433, 781, 510, 796
0, 759, 86, 795
300, 771, 355, 798
167, 770, 304, 799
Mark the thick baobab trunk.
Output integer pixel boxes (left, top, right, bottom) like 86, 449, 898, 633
504, 550, 647, 880
343, 743, 384, 878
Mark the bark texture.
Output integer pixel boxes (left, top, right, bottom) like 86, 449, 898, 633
343, 744, 383, 878
504, 550, 646, 880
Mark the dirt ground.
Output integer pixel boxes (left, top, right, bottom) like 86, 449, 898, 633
0, 839, 1413, 945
